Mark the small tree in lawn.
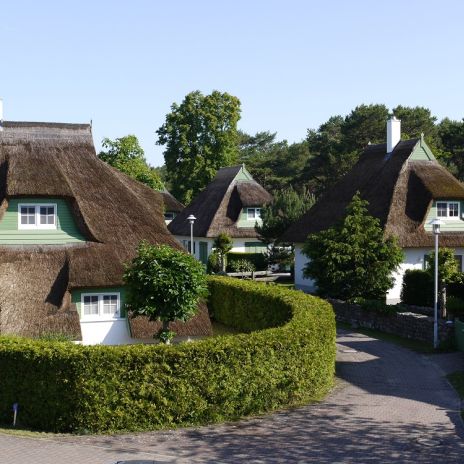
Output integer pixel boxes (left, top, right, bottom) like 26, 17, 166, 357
303, 192, 403, 301
426, 247, 460, 318
124, 241, 208, 343
213, 233, 233, 272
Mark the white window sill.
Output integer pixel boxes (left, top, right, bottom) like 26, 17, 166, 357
80, 317, 125, 323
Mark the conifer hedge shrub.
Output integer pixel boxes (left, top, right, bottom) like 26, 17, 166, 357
0, 277, 335, 433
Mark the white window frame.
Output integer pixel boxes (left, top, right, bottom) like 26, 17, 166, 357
18, 203, 57, 230
247, 207, 262, 220
80, 292, 121, 321
436, 201, 460, 220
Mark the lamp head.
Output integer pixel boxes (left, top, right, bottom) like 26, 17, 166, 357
187, 214, 196, 224
429, 218, 445, 235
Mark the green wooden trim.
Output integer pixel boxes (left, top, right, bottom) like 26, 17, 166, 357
234, 164, 254, 181
72, 287, 127, 319
0, 198, 85, 244
410, 138, 436, 161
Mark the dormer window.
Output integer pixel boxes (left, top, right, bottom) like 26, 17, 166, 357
437, 201, 460, 219
18, 204, 57, 230
247, 207, 262, 220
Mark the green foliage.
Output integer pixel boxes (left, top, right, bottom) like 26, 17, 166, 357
359, 299, 405, 315
256, 186, 315, 246
227, 252, 267, 272
213, 233, 233, 272
229, 259, 255, 274
303, 193, 403, 300
206, 249, 221, 274
401, 269, 433, 306
123, 242, 208, 339
446, 296, 464, 319
425, 247, 461, 286
438, 118, 464, 180
98, 135, 163, 190
157, 90, 241, 204
0, 277, 336, 433
37, 332, 73, 343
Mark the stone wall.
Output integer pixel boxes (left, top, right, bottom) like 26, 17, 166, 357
330, 299, 454, 346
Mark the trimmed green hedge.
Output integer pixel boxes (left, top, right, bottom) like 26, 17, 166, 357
0, 277, 336, 433
226, 252, 267, 272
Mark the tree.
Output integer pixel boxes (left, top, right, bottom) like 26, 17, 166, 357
302, 193, 403, 301
437, 118, 464, 181
256, 187, 315, 269
426, 247, 460, 318
123, 242, 208, 343
157, 90, 241, 204
98, 135, 163, 190
213, 233, 233, 272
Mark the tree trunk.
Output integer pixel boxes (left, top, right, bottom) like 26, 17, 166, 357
162, 320, 170, 345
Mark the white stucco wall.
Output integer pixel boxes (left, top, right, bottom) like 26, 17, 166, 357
294, 245, 464, 304
294, 244, 316, 293
80, 319, 134, 345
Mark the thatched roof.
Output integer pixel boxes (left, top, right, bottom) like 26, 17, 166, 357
0, 121, 210, 339
168, 165, 272, 238
282, 138, 464, 247
161, 188, 184, 213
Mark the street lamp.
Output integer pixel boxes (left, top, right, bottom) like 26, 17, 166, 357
429, 218, 445, 349
187, 214, 196, 256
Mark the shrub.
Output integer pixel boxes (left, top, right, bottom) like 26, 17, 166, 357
446, 295, 464, 319
207, 249, 221, 274
359, 299, 404, 315
0, 277, 335, 433
227, 252, 267, 272
229, 259, 255, 274
401, 269, 433, 306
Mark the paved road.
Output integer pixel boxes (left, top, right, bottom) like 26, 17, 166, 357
1, 330, 463, 464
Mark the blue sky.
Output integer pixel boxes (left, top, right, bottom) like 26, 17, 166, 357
1, 0, 463, 166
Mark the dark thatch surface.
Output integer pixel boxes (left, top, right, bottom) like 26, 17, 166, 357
128, 301, 212, 338
282, 139, 464, 247
161, 189, 184, 213
168, 165, 272, 238
0, 121, 209, 340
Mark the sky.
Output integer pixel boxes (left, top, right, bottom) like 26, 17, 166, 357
1, 0, 464, 167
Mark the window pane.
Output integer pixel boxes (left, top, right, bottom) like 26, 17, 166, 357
437, 203, 447, 217
248, 208, 256, 219
103, 295, 118, 316
40, 206, 55, 225
449, 203, 459, 217
83, 295, 99, 315
20, 206, 36, 225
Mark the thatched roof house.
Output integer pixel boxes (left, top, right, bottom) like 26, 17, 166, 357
284, 117, 464, 302
168, 164, 272, 263
0, 121, 211, 343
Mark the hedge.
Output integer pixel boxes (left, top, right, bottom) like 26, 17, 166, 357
226, 252, 267, 272
401, 269, 433, 306
0, 277, 336, 433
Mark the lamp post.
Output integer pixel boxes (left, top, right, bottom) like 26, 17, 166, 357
429, 218, 445, 349
187, 214, 196, 256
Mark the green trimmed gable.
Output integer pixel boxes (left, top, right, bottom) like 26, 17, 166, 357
233, 164, 254, 181
237, 207, 263, 228
0, 198, 85, 245
409, 137, 436, 161
424, 200, 464, 232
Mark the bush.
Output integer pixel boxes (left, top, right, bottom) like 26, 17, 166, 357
0, 277, 335, 433
229, 259, 255, 274
446, 295, 464, 319
359, 299, 404, 315
401, 269, 433, 306
227, 252, 267, 272
206, 249, 221, 274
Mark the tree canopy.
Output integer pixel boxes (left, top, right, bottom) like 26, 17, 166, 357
123, 242, 208, 342
98, 135, 163, 190
157, 90, 241, 205
302, 193, 403, 301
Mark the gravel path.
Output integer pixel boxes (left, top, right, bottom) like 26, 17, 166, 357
1, 329, 463, 464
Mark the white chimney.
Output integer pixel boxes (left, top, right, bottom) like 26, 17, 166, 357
387, 116, 401, 153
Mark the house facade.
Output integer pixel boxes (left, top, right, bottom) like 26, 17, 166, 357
168, 165, 272, 265
283, 118, 464, 303
0, 120, 211, 344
